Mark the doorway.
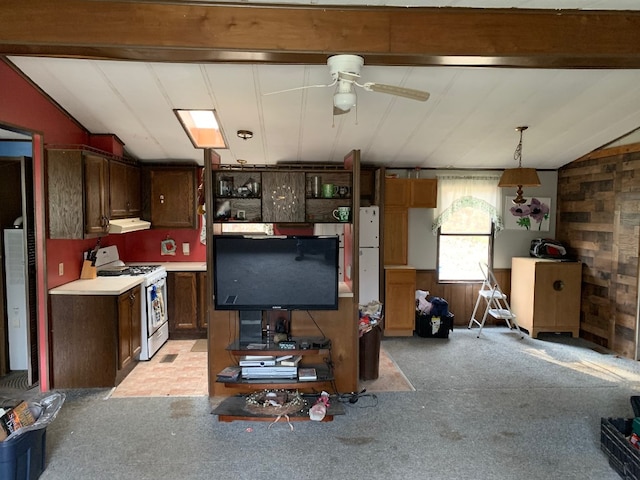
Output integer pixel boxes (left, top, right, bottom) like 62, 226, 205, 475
0, 143, 39, 388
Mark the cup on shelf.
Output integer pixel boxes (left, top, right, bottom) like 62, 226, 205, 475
338, 185, 349, 197
322, 183, 338, 198
332, 206, 351, 222
312, 176, 322, 198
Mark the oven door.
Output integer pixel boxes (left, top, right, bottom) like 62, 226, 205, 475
146, 277, 167, 336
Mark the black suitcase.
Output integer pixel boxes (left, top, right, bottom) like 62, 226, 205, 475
415, 312, 454, 338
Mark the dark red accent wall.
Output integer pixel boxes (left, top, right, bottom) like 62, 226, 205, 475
1, 59, 206, 290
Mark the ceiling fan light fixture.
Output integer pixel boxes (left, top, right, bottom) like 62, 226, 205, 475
334, 92, 356, 112
498, 126, 541, 204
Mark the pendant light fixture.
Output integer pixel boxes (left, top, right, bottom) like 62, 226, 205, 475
498, 126, 541, 205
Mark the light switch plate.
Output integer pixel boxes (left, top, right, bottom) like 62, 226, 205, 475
182, 242, 190, 255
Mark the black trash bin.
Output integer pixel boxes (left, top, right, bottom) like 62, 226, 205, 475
359, 324, 382, 381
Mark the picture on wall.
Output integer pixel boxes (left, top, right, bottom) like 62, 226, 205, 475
504, 197, 551, 231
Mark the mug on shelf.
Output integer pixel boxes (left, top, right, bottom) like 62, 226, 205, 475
322, 183, 338, 198
338, 185, 349, 198
332, 206, 351, 222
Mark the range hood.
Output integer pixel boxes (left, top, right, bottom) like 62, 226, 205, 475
108, 218, 151, 234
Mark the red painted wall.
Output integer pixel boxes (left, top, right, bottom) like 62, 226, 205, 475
1, 59, 207, 290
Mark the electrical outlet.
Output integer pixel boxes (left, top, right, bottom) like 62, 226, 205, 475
182, 243, 190, 255
58, 262, 64, 276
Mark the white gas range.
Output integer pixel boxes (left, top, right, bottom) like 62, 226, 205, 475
94, 246, 169, 361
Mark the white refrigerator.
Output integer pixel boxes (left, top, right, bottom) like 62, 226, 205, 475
359, 206, 380, 304
3, 228, 29, 370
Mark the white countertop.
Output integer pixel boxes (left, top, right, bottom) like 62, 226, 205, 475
49, 276, 144, 296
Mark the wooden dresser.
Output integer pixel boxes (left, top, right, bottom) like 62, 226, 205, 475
510, 257, 582, 338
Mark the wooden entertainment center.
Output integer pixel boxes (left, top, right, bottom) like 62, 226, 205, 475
205, 150, 369, 399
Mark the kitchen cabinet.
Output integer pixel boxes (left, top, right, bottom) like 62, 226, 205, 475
118, 286, 142, 371
167, 271, 207, 339
383, 206, 408, 265
49, 285, 141, 388
148, 166, 198, 228
212, 167, 353, 224
383, 177, 437, 265
110, 160, 141, 219
410, 179, 437, 208
510, 258, 582, 338
47, 148, 111, 239
385, 178, 437, 208
384, 266, 416, 336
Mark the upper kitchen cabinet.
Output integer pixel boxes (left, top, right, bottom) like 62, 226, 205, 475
212, 167, 354, 224
110, 160, 141, 219
47, 148, 111, 239
385, 178, 437, 208
145, 166, 198, 229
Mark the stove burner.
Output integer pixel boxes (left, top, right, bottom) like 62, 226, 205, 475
128, 265, 161, 276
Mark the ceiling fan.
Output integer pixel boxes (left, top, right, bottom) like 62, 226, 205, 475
264, 54, 430, 115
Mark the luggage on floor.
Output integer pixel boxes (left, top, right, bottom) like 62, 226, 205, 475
415, 312, 454, 338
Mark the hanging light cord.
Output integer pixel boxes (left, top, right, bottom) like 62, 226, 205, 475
513, 126, 527, 167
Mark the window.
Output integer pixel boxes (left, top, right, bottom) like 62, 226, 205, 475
432, 175, 502, 282
438, 205, 493, 281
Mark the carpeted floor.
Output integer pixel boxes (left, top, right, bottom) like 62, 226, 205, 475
32, 326, 640, 479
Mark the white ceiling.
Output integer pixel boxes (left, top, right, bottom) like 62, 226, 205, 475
5, 0, 640, 170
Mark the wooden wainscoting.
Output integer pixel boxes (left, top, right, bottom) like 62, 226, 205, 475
415, 269, 511, 327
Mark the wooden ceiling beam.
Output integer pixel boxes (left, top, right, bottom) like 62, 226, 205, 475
1, 1, 640, 68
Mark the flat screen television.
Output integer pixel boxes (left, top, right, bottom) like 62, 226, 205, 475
213, 235, 339, 311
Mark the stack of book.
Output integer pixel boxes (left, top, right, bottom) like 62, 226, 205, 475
216, 366, 241, 382
297, 367, 317, 381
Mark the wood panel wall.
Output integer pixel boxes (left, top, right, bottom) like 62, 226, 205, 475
557, 143, 640, 359
416, 269, 511, 327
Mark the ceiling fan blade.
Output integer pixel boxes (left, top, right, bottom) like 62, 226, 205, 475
362, 82, 430, 102
263, 79, 337, 96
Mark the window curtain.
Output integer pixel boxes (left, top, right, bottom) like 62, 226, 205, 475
431, 175, 503, 235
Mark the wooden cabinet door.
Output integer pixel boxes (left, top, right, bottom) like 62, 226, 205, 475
261, 171, 305, 223
168, 272, 198, 333
130, 286, 142, 360
410, 179, 437, 208
384, 268, 416, 336
110, 161, 141, 218
118, 289, 134, 370
118, 285, 141, 371
46, 149, 84, 239
85, 154, 110, 234
84, 154, 110, 235
150, 167, 197, 228
127, 164, 142, 216
385, 178, 410, 207
384, 206, 408, 265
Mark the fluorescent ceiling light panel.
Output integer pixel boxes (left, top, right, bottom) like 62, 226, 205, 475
174, 109, 228, 149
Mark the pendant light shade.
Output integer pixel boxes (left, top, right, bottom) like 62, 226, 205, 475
498, 126, 541, 204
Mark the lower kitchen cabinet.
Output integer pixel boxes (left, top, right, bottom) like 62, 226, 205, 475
49, 285, 142, 388
383, 266, 416, 336
118, 286, 142, 371
168, 271, 207, 339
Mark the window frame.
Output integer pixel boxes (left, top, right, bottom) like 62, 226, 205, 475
436, 220, 495, 284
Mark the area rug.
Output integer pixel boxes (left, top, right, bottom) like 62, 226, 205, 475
360, 345, 415, 392
190, 339, 208, 352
